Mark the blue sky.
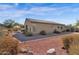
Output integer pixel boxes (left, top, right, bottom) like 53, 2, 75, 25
0, 3, 79, 25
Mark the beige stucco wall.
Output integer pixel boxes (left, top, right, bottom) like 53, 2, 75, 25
24, 20, 67, 35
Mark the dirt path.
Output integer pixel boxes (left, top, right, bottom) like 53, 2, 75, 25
20, 32, 78, 55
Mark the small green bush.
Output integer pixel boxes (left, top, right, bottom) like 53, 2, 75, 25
62, 30, 65, 32
53, 30, 60, 34
39, 30, 46, 35
66, 29, 70, 32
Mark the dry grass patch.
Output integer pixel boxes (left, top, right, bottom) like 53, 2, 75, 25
0, 31, 19, 55
63, 34, 79, 55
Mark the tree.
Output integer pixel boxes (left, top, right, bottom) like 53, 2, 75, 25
67, 24, 73, 27
3, 19, 16, 28
3, 19, 24, 32
75, 20, 79, 26
3, 19, 23, 28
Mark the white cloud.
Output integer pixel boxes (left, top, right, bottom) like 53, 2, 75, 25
24, 7, 60, 16
0, 5, 68, 21
0, 4, 15, 10
0, 4, 79, 24
30, 7, 57, 12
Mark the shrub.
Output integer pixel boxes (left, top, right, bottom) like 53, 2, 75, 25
53, 30, 60, 34
66, 29, 70, 32
39, 30, 46, 35
0, 36, 19, 55
75, 30, 79, 32
63, 35, 73, 52
68, 44, 79, 55
71, 28, 75, 32
63, 34, 79, 54
24, 32, 33, 36
62, 30, 65, 32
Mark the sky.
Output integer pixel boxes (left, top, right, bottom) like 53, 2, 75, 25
0, 3, 79, 25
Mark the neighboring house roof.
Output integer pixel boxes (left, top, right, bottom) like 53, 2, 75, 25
25, 18, 66, 26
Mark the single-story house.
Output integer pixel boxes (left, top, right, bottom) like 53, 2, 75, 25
24, 18, 68, 35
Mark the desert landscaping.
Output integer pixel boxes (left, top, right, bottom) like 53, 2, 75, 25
17, 32, 79, 55
0, 3, 79, 55
0, 28, 79, 55
0, 19, 79, 55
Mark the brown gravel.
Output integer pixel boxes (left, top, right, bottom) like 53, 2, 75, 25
19, 33, 78, 55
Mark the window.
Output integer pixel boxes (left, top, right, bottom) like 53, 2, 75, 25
61, 27, 63, 29
57, 26, 60, 29
57, 26, 63, 29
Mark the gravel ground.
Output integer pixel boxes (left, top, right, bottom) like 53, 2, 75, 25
19, 33, 77, 55
17, 32, 79, 55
